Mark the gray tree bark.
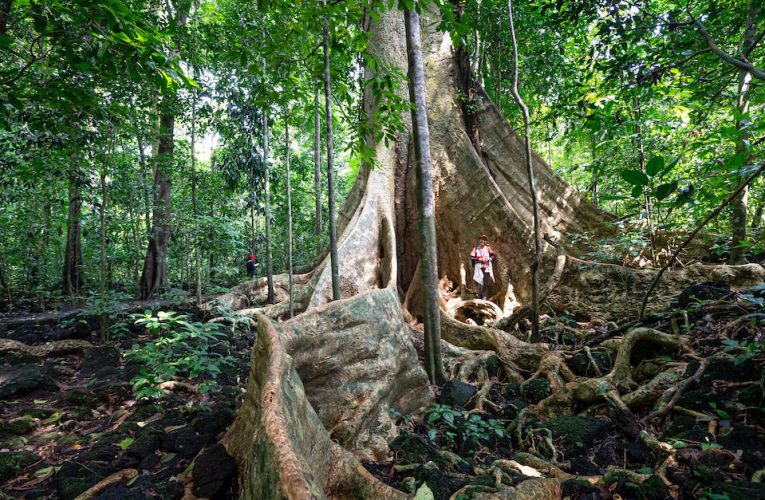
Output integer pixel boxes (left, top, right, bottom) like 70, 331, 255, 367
507, 0, 541, 337
314, 91, 323, 239
405, 6, 445, 386
323, 0, 340, 301
264, 112, 275, 304
729, 1, 760, 265
63, 159, 85, 296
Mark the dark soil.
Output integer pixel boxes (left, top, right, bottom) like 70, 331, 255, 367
0, 305, 248, 499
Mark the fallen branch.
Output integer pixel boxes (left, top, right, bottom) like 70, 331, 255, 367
644, 359, 708, 423
639, 163, 765, 319
73, 469, 138, 500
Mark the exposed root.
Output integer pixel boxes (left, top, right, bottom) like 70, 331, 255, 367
223, 310, 408, 499
644, 359, 707, 423
465, 381, 501, 415
584, 346, 603, 376
606, 328, 690, 391
445, 298, 503, 326
73, 469, 138, 500
0, 338, 93, 358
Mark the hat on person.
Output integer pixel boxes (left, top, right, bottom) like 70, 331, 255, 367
480, 235, 489, 241
248, 253, 255, 260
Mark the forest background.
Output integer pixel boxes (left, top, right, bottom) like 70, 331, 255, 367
1, 0, 763, 310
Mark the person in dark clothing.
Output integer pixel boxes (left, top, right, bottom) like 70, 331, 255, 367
246, 253, 258, 278
470, 235, 495, 300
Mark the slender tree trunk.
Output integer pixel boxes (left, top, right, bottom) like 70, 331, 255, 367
137, 4, 189, 299
405, 7, 445, 385
248, 131, 257, 254
632, 93, 656, 260
285, 107, 294, 318
136, 128, 153, 240
138, 110, 173, 299
730, 2, 759, 264
314, 91, 323, 238
63, 159, 85, 296
191, 84, 202, 305
752, 199, 763, 229
323, 0, 340, 301
263, 112, 275, 304
99, 164, 108, 341
0, 0, 11, 35
0, 255, 12, 305
507, 0, 541, 338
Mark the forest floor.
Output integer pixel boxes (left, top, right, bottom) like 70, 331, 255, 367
364, 283, 765, 499
0, 303, 247, 499
0, 282, 763, 499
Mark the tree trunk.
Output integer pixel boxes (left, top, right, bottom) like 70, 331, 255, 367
314, 91, 323, 239
138, 110, 173, 299
136, 127, 152, 238
263, 112, 275, 304
0, 0, 11, 36
99, 167, 108, 341
285, 107, 294, 318
63, 160, 85, 296
223, 5, 611, 497
323, 0, 340, 301
633, 93, 656, 260
405, 7, 445, 385
730, 1, 760, 265
191, 82, 202, 305
507, 0, 542, 338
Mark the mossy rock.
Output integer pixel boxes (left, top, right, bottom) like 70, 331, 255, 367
699, 481, 765, 498
59, 390, 96, 407
56, 461, 109, 499
503, 381, 521, 400
608, 472, 671, 500
20, 408, 55, 419
389, 434, 448, 468
566, 350, 614, 377
520, 378, 551, 403
414, 462, 467, 500
0, 416, 36, 435
536, 416, 614, 456
0, 451, 38, 483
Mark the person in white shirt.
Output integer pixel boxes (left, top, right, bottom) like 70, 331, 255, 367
470, 235, 495, 300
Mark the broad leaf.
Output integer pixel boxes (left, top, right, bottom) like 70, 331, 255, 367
620, 169, 649, 186
645, 156, 664, 177
655, 181, 678, 200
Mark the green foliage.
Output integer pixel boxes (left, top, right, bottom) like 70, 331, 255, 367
425, 404, 507, 449
125, 311, 234, 400
83, 290, 132, 339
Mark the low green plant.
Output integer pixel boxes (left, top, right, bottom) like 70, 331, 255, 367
83, 290, 132, 340
425, 404, 508, 448
125, 310, 234, 400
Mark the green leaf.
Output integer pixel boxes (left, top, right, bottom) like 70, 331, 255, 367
645, 156, 664, 177
413, 483, 435, 500
0, 34, 13, 49
621, 169, 649, 186
655, 181, 678, 200
161, 452, 176, 463
119, 437, 134, 449
42, 412, 63, 425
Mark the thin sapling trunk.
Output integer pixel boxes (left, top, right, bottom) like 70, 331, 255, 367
507, 0, 541, 339
323, 0, 340, 301
405, 6, 445, 385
